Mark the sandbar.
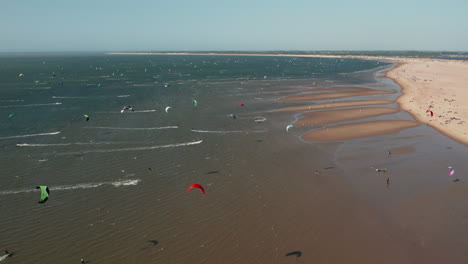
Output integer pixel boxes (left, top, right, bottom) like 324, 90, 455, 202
294, 107, 399, 127
302, 120, 420, 141
275, 100, 393, 112
280, 88, 395, 101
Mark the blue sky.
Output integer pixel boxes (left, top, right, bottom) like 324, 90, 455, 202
1, 0, 467, 52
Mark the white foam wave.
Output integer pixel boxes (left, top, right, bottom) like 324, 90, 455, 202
17, 141, 136, 147
117, 95, 131, 98
134, 109, 156, 113
191, 129, 266, 134
0, 253, 10, 261
0, 99, 24, 102
0, 131, 61, 140
111, 179, 141, 187
52, 140, 203, 155
0, 102, 62, 108
52, 96, 87, 99
85, 126, 178, 130
0, 179, 141, 196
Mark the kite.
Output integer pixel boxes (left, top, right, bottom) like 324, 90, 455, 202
237, 103, 245, 106
230, 114, 237, 120
18, 73, 24, 77
286, 124, 294, 133
97, 83, 102, 88
36, 185, 49, 203
186, 184, 205, 195
426, 109, 433, 117
84, 114, 90, 121
8, 113, 15, 119
375, 169, 388, 172
448, 166, 455, 176
165, 106, 171, 113
192, 99, 198, 107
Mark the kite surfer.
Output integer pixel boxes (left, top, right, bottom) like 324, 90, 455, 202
121, 106, 134, 113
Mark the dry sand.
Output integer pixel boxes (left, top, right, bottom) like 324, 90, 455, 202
386, 58, 468, 145
302, 120, 420, 141
294, 107, 399, 127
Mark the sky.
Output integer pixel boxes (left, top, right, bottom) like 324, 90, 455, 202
1, 0, 467, 52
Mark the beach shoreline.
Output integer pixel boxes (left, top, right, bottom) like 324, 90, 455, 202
109, 52, 468, 145
385, 58, 468, 145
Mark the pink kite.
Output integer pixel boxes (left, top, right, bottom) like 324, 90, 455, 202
186, 184, 206, 195
448, 166, 455, 177
237, 103, 245, 106
426, 110, 433, 117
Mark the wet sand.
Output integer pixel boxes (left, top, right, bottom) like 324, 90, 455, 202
275, 100, 393, 112
280, 88, 395, 101
294, 107, 399, 127
301, 120, 420, 141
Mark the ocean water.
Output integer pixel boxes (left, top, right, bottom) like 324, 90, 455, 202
0, 54, 392, 263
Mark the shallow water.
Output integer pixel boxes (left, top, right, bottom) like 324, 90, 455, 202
2, 54, 468, 263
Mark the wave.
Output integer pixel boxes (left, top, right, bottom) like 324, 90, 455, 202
117, 95, 131, 98
52, 139, 203, 155
17, 141, 138, 147
52, 96, 87, 99
0, 102, 62, 108
134, 109, 156, 113
95, 109, 156, 114
85, 126, 178, 130
0, 131, 61, 140
191, 129, 266, 134
0, 179, 141, 196
0, 99, 24, 102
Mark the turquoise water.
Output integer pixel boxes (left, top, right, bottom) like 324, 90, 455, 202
0, 54, 389, 263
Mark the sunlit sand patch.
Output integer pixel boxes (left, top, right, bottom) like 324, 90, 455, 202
294, 107, 399, 127
275, 100, 393, 112
302, 120, 420, 142
280, 89, 395, 101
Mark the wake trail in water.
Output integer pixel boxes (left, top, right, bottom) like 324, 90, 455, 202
0, 102, 62, 108
95, 109, 156, 114
85, 126, 178, 130
0, 131, 61, 140
51, 140, 203, 155
134, 109, 156, 113
0, 179, 141, 196
191, 129, 266, 134
52, 96, 87, 99
16, 141, 139, 147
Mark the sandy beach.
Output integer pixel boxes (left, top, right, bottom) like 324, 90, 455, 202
386, 58, 468, 144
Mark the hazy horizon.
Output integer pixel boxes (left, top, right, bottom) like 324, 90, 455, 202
2, 0, 467, 52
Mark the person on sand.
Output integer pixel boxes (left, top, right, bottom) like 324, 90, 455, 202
314, 170, 320, 175
387, 178, 390, 185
